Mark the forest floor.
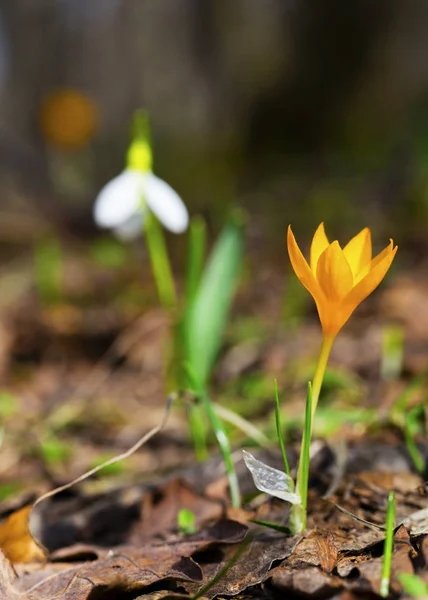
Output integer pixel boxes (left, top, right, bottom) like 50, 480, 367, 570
0, 228, 427, 600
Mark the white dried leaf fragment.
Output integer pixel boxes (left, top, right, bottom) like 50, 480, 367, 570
403, 507, 428, 535
243, 450, 301, 505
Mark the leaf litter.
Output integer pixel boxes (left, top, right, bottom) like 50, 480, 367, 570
1, 252, 428, 598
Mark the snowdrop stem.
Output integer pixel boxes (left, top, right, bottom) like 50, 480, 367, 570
144, 211, 177, 311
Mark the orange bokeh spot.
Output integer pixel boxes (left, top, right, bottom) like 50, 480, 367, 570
40, 89, 98, 150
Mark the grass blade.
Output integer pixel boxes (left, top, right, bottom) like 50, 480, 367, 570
274, 379, 291, 480
202, 394, 241, 508
289, 382, 312, 533
380, 491, 396, 597
300, 382, 313, 512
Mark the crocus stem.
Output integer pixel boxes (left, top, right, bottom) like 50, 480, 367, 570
144, 211, 177, 311
290, 334, 335, 535
310, 334, 335, 427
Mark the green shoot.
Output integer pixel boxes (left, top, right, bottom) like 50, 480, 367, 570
182, 214, 243, 474
274, 379, 291, 479
397, 573, 428, 598
381, 324, 404, 381
185, 361, 241, 508
390, 374, 426, 427
144, 212, 177, 311
185, 212, 244, 390
290, 383, 313, 534
202, 393, 241, 508
187, 401, 208, 462
380, 491, 396, 598
34, 234, 63, 306
404, 406, 426, 475
300, 383, 313, 515
185, 216, 206, 304
183, 217, 208, 459
213, 403, 270, 448
177, 508, 197, 535
39, 432, 72, 466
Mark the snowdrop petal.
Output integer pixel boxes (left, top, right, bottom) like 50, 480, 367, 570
114, 212, 145, 241
145, 173, 188, 233
94, 170, 146, 229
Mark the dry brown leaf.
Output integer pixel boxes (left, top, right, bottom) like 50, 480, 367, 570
270, 564, 343, 597
0, 505, 45, 564
316, 531, 339, 573
129, 478, 223, 542
184, 530, 299, 599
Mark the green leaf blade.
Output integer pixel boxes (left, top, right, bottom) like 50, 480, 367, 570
186, 213, 244, 388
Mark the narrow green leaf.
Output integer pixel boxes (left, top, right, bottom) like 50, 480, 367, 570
274, 379, 292, 480
186, 213, 244, 388
380, 491, 396, 597
185, 216, 206, 305
188, 402, 208, 462
185, 364, 241, 508
300, 382, 313, 512
203, 394, 241, 508
404, 406, 426, 475
289, 382, 313, 535
398, 573, 428, 598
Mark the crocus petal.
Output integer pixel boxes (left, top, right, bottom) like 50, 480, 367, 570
370, 239, 394, 270
114, 211, 145, 241
343, 243, 397, 312
343, 228, 372, 282
310, 222, 330, 273
144, 173, 188, 233
287, 226, 323, 301
316, 241, 354, 302
94, 170, 145, 228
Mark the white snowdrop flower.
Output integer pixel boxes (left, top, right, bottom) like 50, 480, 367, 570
93, 141, 189, 240
94, 169, 189, 240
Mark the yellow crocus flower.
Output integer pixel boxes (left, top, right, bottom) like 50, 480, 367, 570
286, 223, 397, 534
287, 223, 397, 337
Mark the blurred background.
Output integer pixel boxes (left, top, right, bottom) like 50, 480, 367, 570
0, 0, 427, 494
2, 0, 428, 245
